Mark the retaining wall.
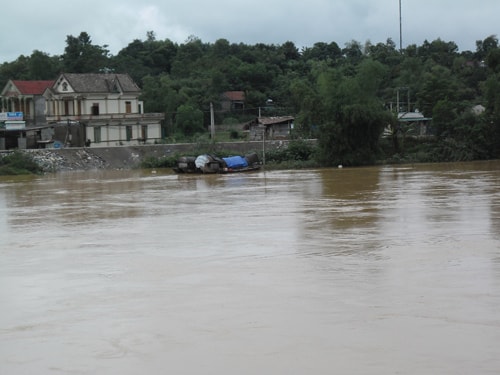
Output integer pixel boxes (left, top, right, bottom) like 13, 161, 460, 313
9, 140, 314, 172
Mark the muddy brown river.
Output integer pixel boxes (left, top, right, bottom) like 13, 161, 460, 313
1, 161, 500, 374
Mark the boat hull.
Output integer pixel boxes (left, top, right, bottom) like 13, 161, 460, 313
173, 152, 261, 174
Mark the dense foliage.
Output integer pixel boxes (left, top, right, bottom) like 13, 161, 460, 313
0, 151, 42, 175
2, 31, 500, 165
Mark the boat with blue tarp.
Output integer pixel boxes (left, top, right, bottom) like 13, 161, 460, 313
173, 152, 261, 174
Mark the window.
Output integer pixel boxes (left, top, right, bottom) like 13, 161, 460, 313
62, 82, 68, 91
91, 103, 99, 116
141, 125, 148, 141
93, 126, 101, 143
126, 126, 132, 141
125, 101, 132, 113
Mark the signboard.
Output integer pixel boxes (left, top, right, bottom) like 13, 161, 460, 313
5, 121, 26, 130
0, 112, 24, 121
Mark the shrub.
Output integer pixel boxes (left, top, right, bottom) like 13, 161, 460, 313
266, 139, 314, 163
0, 151, 43, 175
141, 155, 178, 169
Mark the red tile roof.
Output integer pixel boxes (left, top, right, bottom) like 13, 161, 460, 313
12, 80, 55, 95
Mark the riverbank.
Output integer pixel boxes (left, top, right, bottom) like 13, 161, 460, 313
3, 140, 297, 172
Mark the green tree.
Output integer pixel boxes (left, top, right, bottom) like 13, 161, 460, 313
280, 41, 301, 61
316, 59, 392, 165
342, 40, 364, 63
483, 72, 500, 156
365, 38, 401, 67
0, 56, 29, 88
288, 77, 321, 136
170, 36, 205, 78
417, 65, 460, 116
28, 50, 61, 79
432, 99, 458, 137
486, 48, 500, 73
302, 42, 342, 62
62, 32, 110, 73
418, 38, 458, 68
175, 104, 205, 136
476, 35, 498, 60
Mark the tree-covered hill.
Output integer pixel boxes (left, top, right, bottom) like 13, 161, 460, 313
2, 32, 499, 165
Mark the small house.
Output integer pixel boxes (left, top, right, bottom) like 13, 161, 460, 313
221, 91, 245, 112
246, 116, 295, 140
398, 111, 432, 136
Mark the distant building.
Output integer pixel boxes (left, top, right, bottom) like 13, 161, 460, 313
246, 116, 295, 140
0, 80, 56, 149
397, 110, 432, 136
1, 80, 54, 126
221, 91, 245, 112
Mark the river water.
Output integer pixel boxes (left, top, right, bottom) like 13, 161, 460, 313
1, 161, 499, 374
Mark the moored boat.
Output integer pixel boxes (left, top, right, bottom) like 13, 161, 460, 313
173, 152, 261, 174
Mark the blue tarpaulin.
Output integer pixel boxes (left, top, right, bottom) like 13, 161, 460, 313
223, 156, 248, 169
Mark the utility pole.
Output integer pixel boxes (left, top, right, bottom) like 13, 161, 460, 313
210, 102, 215, 140
399, 0, 403, 52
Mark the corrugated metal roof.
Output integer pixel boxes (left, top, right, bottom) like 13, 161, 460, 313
258, 116, 294, 125
398, 111, 431, 122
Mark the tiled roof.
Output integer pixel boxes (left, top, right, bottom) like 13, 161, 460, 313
60, 73, 141, 93
12, 80, 55, 95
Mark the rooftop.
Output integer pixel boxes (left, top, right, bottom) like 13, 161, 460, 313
10, 80, 55, 95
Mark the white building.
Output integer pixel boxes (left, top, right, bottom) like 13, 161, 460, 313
43, 73, 164, 147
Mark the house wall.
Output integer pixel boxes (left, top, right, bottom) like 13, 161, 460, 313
249, 123, 292, 140
270, 123, 291, 139
86, 122, 163, 147
1, 96, 48, 126
33, 96, 47, 125
47, 96, 142, 117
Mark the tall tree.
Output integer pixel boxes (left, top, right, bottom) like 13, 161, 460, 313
62, 32, 110, 73
476, 35, 498, 60
175, 104, 205, 136
28, 50, 61, 79
316, 59, 392, 166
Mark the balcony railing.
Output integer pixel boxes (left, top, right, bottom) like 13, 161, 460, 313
46, 113, 164, 122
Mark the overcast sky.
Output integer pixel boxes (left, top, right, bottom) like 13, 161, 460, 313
1, 0, 498, 63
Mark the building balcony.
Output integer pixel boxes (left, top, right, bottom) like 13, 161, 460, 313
45, 112, 165, 123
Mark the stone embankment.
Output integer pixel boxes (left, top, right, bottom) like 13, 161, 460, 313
25, 148, 109, 172
15, 141, 295, 172
24, 145, 180, 172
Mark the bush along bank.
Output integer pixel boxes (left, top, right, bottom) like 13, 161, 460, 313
140, 139, 320, 170
0, 151, 43, 175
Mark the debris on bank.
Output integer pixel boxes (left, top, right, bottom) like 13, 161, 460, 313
25, 149, 108, 172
